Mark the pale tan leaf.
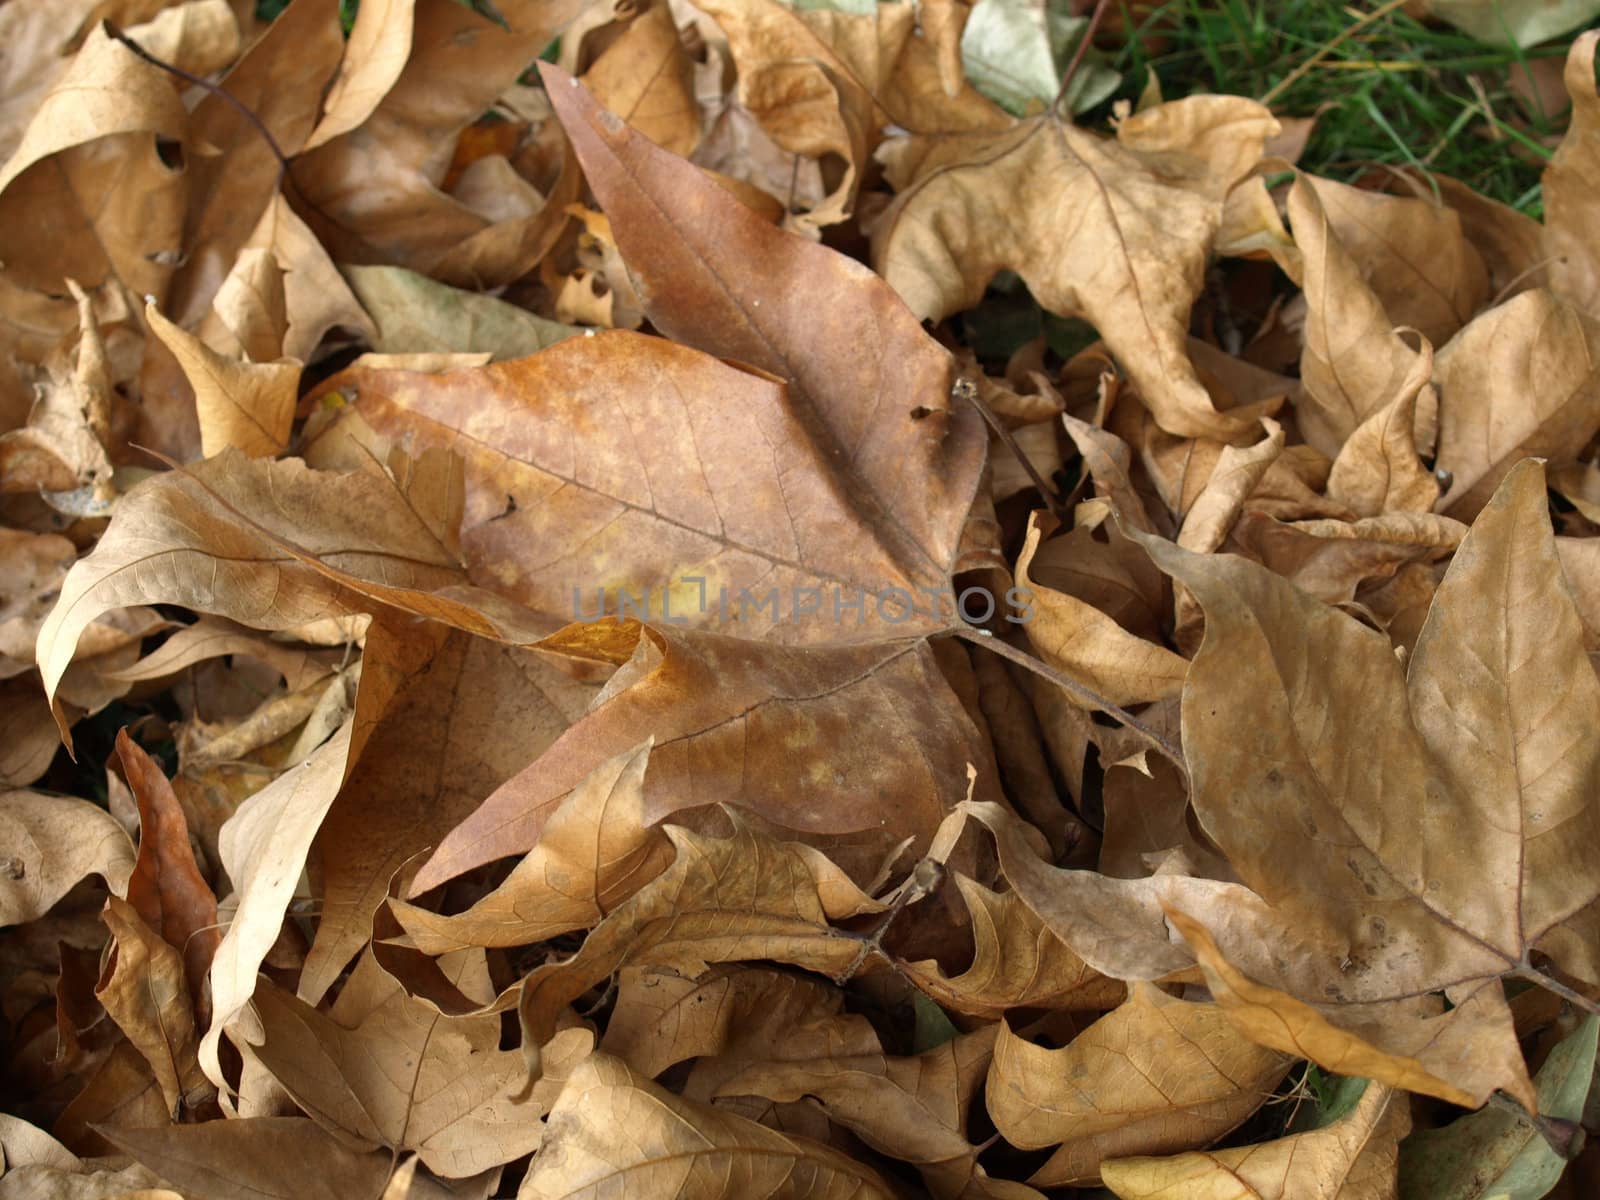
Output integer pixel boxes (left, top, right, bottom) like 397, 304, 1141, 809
302, 0, 414, 152
0, 789, 133, 925
987, 984, 1288, 1187
1101, 1077, 1408, 1200
1544, 31, 1600, 316
518, 1053, 896, 1199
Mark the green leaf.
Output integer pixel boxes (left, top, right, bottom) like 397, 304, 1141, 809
342, 266, 582, 360
1399, 1016, 1597, 1200
960, 0, 1120, 115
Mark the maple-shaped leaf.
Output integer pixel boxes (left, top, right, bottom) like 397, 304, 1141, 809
1139, 458, 1600, 1101
541, 63, 994, 632
250, 955, 590, 1177
871, 95, 1280, 441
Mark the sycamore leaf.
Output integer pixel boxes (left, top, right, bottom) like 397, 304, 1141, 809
145, 301, 299, 459
1544, 32, 1600, 316
520, 1052, 897, 1199
1398, 1015, 1598, 1199
390, 739, 669, 955
599, 963, 881, 1086
103, 1116, 463, 1200
1101, 1079, 1409, 1200
0, 789, 133, 925
1432, 289, 1600, 520
873, 96, 1280, 440
1287, 174, 1425, 458
986, 984, 1289, 1186
250, 963, 588, 1176
899, 872, 1123, 1018
720, 1027, 1043, 1200
1137, 459, 1600, 1105
1166, 908, 1533, 1112
301, 626, 597, 1001
312, 329, 972, 643
543, 62, 995, 618
411, 623, 999, 893
516, 809, 884, 1075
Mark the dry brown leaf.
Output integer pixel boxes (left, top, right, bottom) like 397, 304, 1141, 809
0, 789, 134, 925
1301, 174, 1488, 347
145, 301, 299, 459
104, 1115, 464, 1200
391, 739, 667, 955
1226, 509, 1465, 606
599, 963, 881, 1086
116, 730, 220, 1011
292, 0, 581, 286
521, 1052, 897, 1199
410, 621, 1000, 893
544, 63, 997, 609
720, 1027, 1042, 1200
0, 25, 187, 320
1287, 174, 1425, 457
581, 0, 698, 158
301, 626, 597, 1000
516, 809, 884, 1077
1544, 32, 1600, 316
1138, 459, 1600, 1105
1101, 1076, 1409, 1200
251, 960, 588, 1176
874, 97, 1280, 440
311, 329, 974, 644
1433, 289, 1600, 520
987, 983, 1288, 1186
1166, 908, 1532, 1112
1324, 348, 1441, 518
1014, 512, 1188, 708
95, 896, 212, 1119
301, 0, 413, 152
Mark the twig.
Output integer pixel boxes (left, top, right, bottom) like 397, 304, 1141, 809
952, 625, 1186, 777
104, 20, 291, 187
953, 376, 1068, 522
1259, 0, 1410, 108
1514, 962, 1600, 1018
1050, 0, 1112, 118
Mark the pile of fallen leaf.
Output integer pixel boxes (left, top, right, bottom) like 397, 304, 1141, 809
3, 0, 1600, 1196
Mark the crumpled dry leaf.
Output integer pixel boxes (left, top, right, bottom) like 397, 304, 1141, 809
1101, 1077, 1409, 1200
1544, 32, 1600, 316
874, 95, 1280, 440
520, 1052, 897, 1199
720, 1026, 1041, 1200
516, 808, 884, 1077
0, 789, 134, 925
1137, 459, 1600, 1106
987, 983, 1289, 1186
251, 956, 590, 1176
391, 739, 668, 955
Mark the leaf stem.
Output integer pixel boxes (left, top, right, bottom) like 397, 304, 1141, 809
954, 377, 1068, 522
1513, 963, 1600, 1018
953, 625, 1186, 776
1050, 0, 1112, 119
104, 20, 291, 186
